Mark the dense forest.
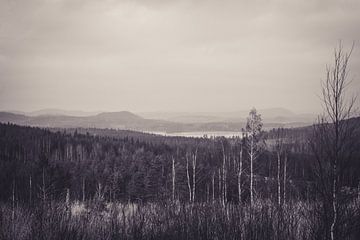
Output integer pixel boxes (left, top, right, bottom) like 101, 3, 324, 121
0, 117, 360, 240
0, 122, 319, 204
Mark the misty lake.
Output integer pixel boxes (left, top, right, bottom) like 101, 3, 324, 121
147, 131, 243, 138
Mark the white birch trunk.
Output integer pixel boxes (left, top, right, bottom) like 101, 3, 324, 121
82, 178, 85, 202
186, 154, 192, 203
172, 156, 175, 201
277, 152, 281, 206
238, 144, 243, 204
222, 144, 226, 207
250, 137, 254, 206
192, 151, 197, 203
212, 172, 215, 202
283, 153, 287, 205
29, 175, 32, 205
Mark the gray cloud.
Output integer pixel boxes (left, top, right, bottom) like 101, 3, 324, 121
0, 0, 359, 113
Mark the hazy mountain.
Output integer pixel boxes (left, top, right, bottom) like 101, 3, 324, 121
0, 111, 184, 132
27, 109, 101, 117
0, 112, 30, 123
0, 109, 314, 133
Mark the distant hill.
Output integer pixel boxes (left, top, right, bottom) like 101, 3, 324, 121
0, 109, 314, 133
0, 111, 180, 132
27, 109, 101, 117
0, 112, 30, 123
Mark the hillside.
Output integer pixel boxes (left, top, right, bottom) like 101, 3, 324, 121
0, 111, 172, 131
0, 110, 313, 133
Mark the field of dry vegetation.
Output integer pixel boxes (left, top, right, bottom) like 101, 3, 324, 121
1, 198, 360, 240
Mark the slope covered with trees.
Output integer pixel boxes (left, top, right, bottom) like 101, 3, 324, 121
1, 119, 359, 205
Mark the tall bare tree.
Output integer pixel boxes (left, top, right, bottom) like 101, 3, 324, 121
218, 168, 221, 202
192, 149, 197, 203
221, 142, 227, 206
186, 149, 197, 203
310, 42, 358, 240
283, 151, 288, 205
238, 135, 244, 204
245, 108, 264, 206
40, 168, 47, 204
12, 179, 15, 223
82, 177, 85, 202
29, 175, 32, 205
274, 128, 284, 206
212, 171, 215, 202
186, 153, 192, 203
172, 156, 176, 201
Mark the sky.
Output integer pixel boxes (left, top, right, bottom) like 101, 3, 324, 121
0, 0, 360, 114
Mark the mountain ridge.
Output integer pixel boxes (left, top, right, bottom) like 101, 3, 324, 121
0, 109, 314, 133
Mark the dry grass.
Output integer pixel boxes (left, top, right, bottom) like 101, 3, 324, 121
0, 199, 359, 240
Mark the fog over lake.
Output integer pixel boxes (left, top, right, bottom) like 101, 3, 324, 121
148, 131, 243, 138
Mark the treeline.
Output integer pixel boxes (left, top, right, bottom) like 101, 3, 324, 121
0, 122, 327, 205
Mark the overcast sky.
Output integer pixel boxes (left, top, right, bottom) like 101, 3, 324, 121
0, 0, 359, 113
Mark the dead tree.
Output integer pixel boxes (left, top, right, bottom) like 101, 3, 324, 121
206, 184, 209, 202
172, 156, 176, 201
212, 171, 215, 202
29, 175, 32, 205
38, 167, 55, 206
310, 42, 358, 240
186, 153, 192, 203
238, 136, 244, 204
41, 168, 46, 203
12, 179, 15, 223
275, 128, 284, 206
218, 168, 221, 202
283, 151, 288, 204
185, 149, 197, 203
82, 177, 85, 202
65, 188, 70, 215
221, 142, 227, 206
192, 149, 197, 203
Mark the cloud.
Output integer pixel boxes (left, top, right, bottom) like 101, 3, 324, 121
0, 0, 359, 112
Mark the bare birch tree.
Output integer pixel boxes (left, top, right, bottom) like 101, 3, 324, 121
185, 149, 197, 203
238, 135, 244, 204
218, 168, 221, 202
186, 153, 192, 203
82, 177, 85, 202
172, 156, 176, 201
212, 171, 215, 202
283, 151, 288, 205
221, 143, 227, 206
29, 175, 32, 205
310, 42, 358, 240
245, 108, 264, 206
192, 149, 197, 203
274, 128, 284, 206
